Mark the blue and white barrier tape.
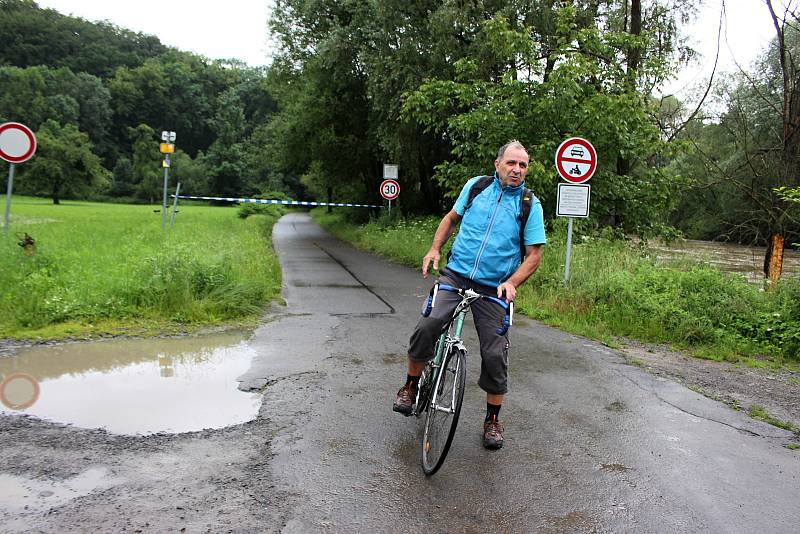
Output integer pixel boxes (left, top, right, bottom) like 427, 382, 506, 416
174, 195, 384, 208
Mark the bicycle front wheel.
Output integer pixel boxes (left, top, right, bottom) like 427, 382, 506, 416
421, 345, 466, 476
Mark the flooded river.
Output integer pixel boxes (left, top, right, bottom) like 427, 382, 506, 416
0, 331, 261, 435
647, 239, 800, 283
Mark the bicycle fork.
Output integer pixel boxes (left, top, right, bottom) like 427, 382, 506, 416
431, 348, 461, 414
430, 309, 467, 415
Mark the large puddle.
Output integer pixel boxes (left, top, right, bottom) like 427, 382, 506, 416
0, 331, 261, 435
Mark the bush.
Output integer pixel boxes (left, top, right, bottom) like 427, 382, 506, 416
237, 191, 289, 219
237, 202, 285, 219
595, 262, 759, 344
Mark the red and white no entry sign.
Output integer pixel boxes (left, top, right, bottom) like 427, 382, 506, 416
380, 179, 400, 200
555, 137, 596, 184
0, 122, 37, 164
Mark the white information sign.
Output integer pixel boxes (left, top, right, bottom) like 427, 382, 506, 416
383, 164, 398, 180
556, 183, 590, 218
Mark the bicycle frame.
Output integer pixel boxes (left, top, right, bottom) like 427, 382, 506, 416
428, 290, 479, 414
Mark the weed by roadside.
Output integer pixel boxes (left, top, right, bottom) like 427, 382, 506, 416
748, 405, 798, 433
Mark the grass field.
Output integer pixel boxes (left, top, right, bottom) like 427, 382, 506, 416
312, 209, 800, 367
1, 197, 283, 339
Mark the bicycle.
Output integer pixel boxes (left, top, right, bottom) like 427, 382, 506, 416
412, 282, 513, 476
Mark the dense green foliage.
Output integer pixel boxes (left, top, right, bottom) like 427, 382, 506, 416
313, 210, 800, 364
2, 0, 799, 308
266, 0, 695, 227
24, 120, 108, 203
0, 1, 288, 204
3, 0, 796, 253
403, 8, 679, 235
0, 0, 167, 78
0, 197, 284, 338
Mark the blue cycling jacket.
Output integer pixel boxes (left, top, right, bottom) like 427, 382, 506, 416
448, 173, 546, 288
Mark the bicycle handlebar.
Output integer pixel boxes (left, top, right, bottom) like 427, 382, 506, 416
421, 282, 514, 336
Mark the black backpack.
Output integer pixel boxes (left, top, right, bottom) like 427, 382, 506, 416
464, 175, 534, 261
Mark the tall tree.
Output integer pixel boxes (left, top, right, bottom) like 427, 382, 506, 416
128, 124, 162, 203
403, 3, 690, 235
762, 0, 800, 282
23, 120, 108, 204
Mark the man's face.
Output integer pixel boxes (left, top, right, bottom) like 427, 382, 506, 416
495, 146, 529, 188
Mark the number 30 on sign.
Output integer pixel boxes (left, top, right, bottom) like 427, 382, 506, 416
380, 179, 400, 200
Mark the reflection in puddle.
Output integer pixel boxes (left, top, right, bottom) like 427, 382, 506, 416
0, 332, 262, 434
0, 467, 118, 514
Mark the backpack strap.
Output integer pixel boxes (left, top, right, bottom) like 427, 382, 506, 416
518, 188, 533, 260
465, 175, 494, 210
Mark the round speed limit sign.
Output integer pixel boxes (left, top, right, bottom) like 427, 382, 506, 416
380, 179, 400, 200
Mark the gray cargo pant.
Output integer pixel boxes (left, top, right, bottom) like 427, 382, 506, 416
408, 268, 510, 394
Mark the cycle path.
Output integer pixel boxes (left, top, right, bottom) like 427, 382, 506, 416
241, 212, 799, 533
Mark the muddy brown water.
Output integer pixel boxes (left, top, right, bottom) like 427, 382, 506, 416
648, 239, 800, 282
0, 331, 261, 435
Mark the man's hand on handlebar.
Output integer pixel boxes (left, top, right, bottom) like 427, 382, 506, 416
497, 281, 516, 303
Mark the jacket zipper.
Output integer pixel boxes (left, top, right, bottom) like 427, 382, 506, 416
469, 189, 503, 280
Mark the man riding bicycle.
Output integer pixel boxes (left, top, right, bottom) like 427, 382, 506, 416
393, 140, 546, 450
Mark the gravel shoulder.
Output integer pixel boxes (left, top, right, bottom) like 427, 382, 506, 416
616, 340, 800, 437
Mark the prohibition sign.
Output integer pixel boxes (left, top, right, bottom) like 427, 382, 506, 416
380, 179, 400, 201
0, 122, 37, 164
555, 137, 597, 184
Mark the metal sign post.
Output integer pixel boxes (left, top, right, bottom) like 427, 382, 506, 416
380, 178, 400, 215
161, 163, 169, 230
4, 163, 14, 234
554, 137, 597, 283
564, 217, 574, 281
381, 163, 400, 215
170, 182, 181, 227
0, 122, 37, 234
160, 131, 176, 230
558, 184, 591, 282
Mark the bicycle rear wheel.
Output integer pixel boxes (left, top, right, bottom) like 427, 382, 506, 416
421, 345, 466, 475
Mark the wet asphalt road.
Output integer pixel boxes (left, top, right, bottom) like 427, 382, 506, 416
239, 213, 799, 533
